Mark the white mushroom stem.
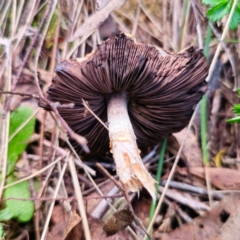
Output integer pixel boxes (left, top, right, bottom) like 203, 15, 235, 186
107, 92, 156, 200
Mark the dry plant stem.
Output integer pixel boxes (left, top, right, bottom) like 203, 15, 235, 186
172, 0, 180, 51
191, 0, 213, 207
34, 0, 58, 98
180, 0, 190, 49
136, 0, 162, 34
3, 0, 52, 114
126, 198, 154, 240
94, 163, 141, 239
107, 92, 156, 199
35, 110, 46, 240
96, 163, 125, 193
13, 1, 36, 51
144, 107, 199, 240
115, 10, 159, 41
191, 0, 203, 49
50, 102, 89, 152
66, 31, 94, 58
68, 156, 91, 240
40, 153, 69, 240
91, 186, 119, 219
0, 91, 89, 152
0, 46, 12, 200
193, 1, 237, 88
206, 0, 238, 83
11, 0, 17, 36
69, 0, 126, 41
162, 0, 168, 49
3, 194, 125, 202
0, 90, 40, 99
208, 21, 237, 88
49, 11, 61, 76
131, 3, 141, 36
0, 1, 11, 27
3, 154, 68, 190
14, 0, 24, 32
82, 99, 109, 130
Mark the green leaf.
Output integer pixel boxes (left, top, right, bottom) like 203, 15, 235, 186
0, 208, 14, 221
233, 104, 240, 114
0, 224, 6, 238
1, 179, 34, 222
226, 115, 240, 123
207, 1, 231, 22
7, 106, 35, 174
230, 6, 240, 29
202, 0, 228, 6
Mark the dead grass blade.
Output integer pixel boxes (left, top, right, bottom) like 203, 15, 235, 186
69, 0, 126, 41
40, 152, 70, 240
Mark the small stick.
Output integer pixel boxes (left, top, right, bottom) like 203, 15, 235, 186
50, 101, 89, 153
1, 194, 125, 202
3, 0, 53, 116
96, 163, 154, 240
0, 90, 89, 153
82, 99, 109, 130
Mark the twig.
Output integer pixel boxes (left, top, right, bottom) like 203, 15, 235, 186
193, 0, 238, 90
2, 194, 125, 202
162, 0, 168, 49
33, 0, 58, 98
96, 163, 124, 191
40, 152, 69, 240
3, 154, 67, 190
50, 101, 89, 153
158, 186, 210, 211
0, 1, 11, 27
3, 0, 53, 115
205, 0, 238, 83
191, 0, 203, 49
49, 10, 61, 76
180, 0, 190, 49
0, 38, 12, 200
172, 0, 180, 52
136, 0, 162, 34
0, 90, 40, 99
191, 0, 213, 208
82, 99, 109, 130
68, 155, 91, 240
131, 2, 141, 36
0, 90, 89, 153
96, 163, 153, 240
35, 109, 46, 240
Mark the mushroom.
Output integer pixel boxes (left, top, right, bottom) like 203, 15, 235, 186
42, 33, 208, 199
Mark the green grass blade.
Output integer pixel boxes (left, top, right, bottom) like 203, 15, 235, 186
147, 138, 167, 239
201, 25, 212, 166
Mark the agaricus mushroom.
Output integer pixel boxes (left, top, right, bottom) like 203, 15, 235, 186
43, 33, 208, 199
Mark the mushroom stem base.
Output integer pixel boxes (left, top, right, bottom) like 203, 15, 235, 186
107, 93, 156, 200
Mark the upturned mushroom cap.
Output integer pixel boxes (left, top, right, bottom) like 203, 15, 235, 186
44, 33, 208, 155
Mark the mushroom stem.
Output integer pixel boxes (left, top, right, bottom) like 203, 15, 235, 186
107, 92, 156, 200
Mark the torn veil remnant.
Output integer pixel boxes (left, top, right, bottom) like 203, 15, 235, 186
41, 33, 208, 199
